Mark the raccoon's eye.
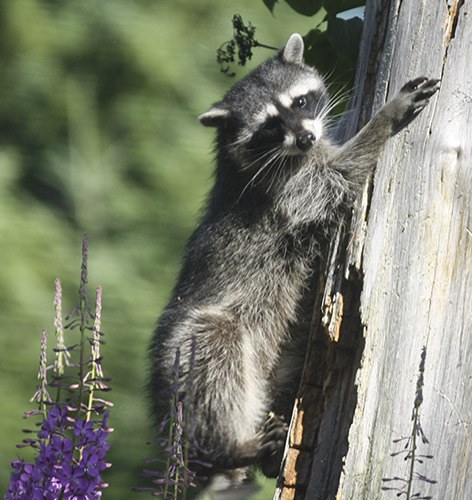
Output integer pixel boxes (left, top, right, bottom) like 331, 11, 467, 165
295, 96, 307, 108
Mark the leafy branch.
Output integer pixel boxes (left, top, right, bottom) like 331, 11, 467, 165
217, 14, 277, 76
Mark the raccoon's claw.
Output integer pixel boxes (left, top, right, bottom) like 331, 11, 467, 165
259, 413, 288, 478
259, 413, 288, 456
400, 76, 429, 93
265, 413, 288, 438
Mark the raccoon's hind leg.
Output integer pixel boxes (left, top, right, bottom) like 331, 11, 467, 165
185, 306, 281, 473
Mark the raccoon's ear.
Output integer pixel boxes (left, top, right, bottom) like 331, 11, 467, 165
280, 33, 304, 65
199, 102, 232, 127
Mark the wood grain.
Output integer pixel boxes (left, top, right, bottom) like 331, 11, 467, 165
275, 0, 472, 498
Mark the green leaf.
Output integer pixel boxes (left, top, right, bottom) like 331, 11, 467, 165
303, 17, 362, 114
262, 0, 278, 12
284, 0, 323, 17
323, 0, 365, 16
303, 29, 336, 75
326, 15, 363, 63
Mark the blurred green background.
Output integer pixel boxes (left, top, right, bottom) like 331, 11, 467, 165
0, 0, 344, 497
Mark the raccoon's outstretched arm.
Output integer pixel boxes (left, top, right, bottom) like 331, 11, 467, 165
332, 77, 440, 190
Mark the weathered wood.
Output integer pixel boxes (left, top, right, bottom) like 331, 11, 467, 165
276, 0, 472, 498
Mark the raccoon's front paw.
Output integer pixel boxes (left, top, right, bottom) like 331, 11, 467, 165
391, 77, 440, 131
400, 77, 440, 112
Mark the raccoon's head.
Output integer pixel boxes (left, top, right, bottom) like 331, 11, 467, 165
199, 34, 330, 178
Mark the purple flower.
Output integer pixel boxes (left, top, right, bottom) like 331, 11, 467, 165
7, 405, 111, 499
38, 405, 68, 439
74, 418, 95, 445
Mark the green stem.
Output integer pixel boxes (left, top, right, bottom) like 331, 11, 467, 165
253, 40, 278, 51
85, 357, 96, 423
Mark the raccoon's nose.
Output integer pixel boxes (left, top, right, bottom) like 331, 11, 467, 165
296, 131, 315, 151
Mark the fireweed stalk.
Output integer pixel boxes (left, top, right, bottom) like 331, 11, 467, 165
134, 340, 206, 499
6, 234, 113, 499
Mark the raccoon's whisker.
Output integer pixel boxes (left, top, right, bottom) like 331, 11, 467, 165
322, 69, 336, 84
318, 88, 351, 118
225, 131, 253, 150
319, 86, 350, 115
240, 146, 281, 172
244, 145, 280, 170
323, 115, 339, 126
326, 80, 351, 104
262, 152, 285, 193
322, 115, 342, 132
239, 156, 275, 199
265, 154, 288, 195
238, 147, 284, 200
319, 98, 344, 119
249, 149, 283, 186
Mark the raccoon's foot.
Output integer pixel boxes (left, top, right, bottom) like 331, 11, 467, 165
389, 77, 440, 132
260, 413, 288, 478
201, 413, 287, 477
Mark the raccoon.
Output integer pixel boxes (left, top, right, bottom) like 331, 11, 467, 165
148, 33, 439, 481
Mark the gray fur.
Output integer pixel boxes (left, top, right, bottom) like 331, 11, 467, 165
148, 33, 439, 482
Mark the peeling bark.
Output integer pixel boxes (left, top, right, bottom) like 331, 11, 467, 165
275, 0, 472, 498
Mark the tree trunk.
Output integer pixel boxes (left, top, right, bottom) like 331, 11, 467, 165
275, 0, 472, 498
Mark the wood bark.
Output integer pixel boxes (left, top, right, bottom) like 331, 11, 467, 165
275, 0, 472, 498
